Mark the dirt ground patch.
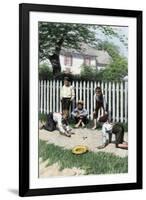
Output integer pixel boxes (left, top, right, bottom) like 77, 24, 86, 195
39, 128, 128, 157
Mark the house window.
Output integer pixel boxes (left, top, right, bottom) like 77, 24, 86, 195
84, 56, 91, 66
64, 55, 72, 66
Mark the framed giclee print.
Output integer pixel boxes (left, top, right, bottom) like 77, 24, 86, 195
19, 3, 143, 197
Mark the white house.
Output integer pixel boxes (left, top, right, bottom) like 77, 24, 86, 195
60, 43, 111, 74
40, 44, 111, 75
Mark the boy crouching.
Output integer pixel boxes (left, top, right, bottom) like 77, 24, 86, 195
98, 120, 128, 149
40, 112, 73, 137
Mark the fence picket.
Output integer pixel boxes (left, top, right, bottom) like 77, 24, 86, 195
59, 81, 62, 112
83, 81, 86, 108
91, 81, 93, 119
80, 81, 82, 100
56, 80, 59, 112
125, 81, 128, 123
87, 81, 90, 118
76, 81, 79, 103
46, 80, 49, 114
53, 80, 56, 112
50, 80, 52, 112
112, 82, 115, 122
38, 81, 40, 113
116, 82, 119, 122
43, 80, 46, 114
40, 80, 43, 113
120, 81, 124, 122
104, 82, 108, 106
108, 82, 112, 120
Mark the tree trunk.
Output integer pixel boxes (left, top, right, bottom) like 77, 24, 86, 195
49, 54, 61, 75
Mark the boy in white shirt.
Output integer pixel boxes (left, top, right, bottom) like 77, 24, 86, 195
60, 76, 75, 117
41, 112, 73, 137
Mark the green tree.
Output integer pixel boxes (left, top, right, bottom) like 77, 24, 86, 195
97, 41, 128, 81
98, 57, 128, 81
80, 65, 95, 80
39, 23, 121, 76
97, 41, 120, 60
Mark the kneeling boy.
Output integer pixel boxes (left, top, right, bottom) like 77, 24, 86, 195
41, 112, 72, 137
98, 121, 128, 149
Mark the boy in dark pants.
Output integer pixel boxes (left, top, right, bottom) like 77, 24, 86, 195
92, 87, 107, 129
40, 112, 73, 137
98, 122, 128, 149
60, 76, 75, 118
112, 123, 128, 149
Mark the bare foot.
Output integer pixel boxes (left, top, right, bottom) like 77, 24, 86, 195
81, 122, 85, 128
75, 123, 80, 128
70, 131, 75, 135
64, 132, 71, 137
92, 126, 96, 130
97, 145, 106, 149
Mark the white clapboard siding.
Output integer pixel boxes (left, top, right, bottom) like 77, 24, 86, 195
39, 80, 128, 123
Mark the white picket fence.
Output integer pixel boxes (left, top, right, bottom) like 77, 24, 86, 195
39, 80, 128, 123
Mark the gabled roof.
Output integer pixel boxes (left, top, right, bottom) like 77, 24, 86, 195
61, 43, 97, 57
96, 50, 112, 65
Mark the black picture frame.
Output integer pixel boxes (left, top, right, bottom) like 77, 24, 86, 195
19, 3, 143, 197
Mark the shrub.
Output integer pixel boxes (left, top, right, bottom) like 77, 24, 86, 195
39, 63, 53, 80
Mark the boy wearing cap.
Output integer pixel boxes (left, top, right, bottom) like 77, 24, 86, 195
60, 76, 75, 118
71, 100, 88, 128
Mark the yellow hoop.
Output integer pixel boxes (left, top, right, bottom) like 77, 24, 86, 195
72, 145, 89, 155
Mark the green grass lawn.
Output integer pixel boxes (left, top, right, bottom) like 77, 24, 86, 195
39, 140, 128, 175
